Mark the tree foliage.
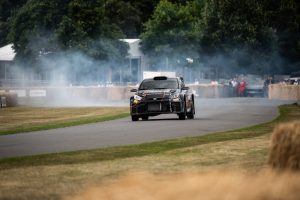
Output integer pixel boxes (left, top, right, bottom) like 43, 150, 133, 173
141, 0, 202, 67
8, 0, 129, 62
8, 1, 68, 60
2, 0, 300, 74
0, 0, 27, 46
264, 0, 300, 65
200, 0, 274, 51
141, 0, 300, 74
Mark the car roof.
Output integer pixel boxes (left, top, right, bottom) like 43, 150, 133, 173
143, 77, 179, 81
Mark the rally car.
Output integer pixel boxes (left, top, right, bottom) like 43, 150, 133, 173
130, 76, 195, 121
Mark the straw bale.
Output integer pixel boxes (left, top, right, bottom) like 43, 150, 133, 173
0, 92, 18, 107
268, 121, 300, 170
269, 84, 300, 101
189, 84, 230, 98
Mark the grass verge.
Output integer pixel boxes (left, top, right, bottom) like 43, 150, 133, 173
0, 104, 299, 170
0, 107, 129, 135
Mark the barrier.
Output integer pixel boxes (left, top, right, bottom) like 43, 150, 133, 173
0, 92, 18, 107
189, 84, 230, 98
269, 84, 300, 101
45, 86, 135, 100
0, 85, 230, 104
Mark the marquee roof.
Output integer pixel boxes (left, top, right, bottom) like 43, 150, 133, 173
0, 44, 16, 61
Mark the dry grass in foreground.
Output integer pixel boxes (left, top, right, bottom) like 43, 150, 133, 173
68, 170, 300, 200
0, 106, 129, 135
0, 132, 270, 200
69, 121, 300, 200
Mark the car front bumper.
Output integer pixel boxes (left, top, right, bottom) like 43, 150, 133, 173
130, 99, 184, 115
246, 89, 264, 96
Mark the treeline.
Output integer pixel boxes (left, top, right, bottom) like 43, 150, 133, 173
141, 0, 300, 74
0, 0, 160, 62
0, 0, 299, 74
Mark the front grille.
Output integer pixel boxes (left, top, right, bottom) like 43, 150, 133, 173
131, 101, 182, 114
148, 103, 161, 111
147, 102, 173, 113
145, 94, 170, 101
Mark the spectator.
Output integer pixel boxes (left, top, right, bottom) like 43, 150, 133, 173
294, 78, 299, 85
211, 80, 218, 85
238, 78, 246, 97
264, 76, 274, 97
229, 78, 238, 97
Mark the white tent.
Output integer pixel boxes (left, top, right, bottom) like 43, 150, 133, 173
0, 44, 16, 61
0, 44, 16, 82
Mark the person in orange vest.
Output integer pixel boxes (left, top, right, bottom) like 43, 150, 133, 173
238, 78, 246, 97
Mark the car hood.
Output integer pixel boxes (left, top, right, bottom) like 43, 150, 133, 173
137, 89, 179, 96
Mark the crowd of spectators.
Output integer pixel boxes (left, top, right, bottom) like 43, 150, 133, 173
283, 77, 300, 85
229, 77, 247, 97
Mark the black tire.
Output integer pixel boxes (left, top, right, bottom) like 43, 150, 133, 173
131, 115, 139, 121
187, 100, 195, 119
178, 99, 186, 120
141, 115, 149, 121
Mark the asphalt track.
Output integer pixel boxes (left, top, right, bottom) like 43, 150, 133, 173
0, 98, 293, 158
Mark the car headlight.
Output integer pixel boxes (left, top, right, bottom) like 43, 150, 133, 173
134, 95, 142, 101
171, 93, 180, 102
133, 95, 142, 104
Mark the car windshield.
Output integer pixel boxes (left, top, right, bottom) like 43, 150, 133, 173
139, 78, 179, 90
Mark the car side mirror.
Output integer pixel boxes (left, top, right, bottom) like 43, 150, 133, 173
130, 89, 137, 92
182, 87, 189, 90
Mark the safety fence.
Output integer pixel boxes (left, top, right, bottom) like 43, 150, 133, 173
269, 84, 300, 101
0, 85, 231, 104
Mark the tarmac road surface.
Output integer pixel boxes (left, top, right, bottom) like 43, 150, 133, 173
0, 98, 293, 158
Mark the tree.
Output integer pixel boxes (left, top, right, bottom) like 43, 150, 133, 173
263, 0, 300, 72
198, 0, 278, 74
8, 0, 69, 60
140, 0, 201, 67
0, 0, 27, 46
103, 0, 141, 38
8, 0, 128, 62
201, 0, 275, 52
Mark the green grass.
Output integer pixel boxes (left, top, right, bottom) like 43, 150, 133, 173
0, 112, 129, 135
0, 104, 299, 170
0, 107, 129, 135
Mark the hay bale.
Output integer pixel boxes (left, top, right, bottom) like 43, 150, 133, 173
268, 121, 300, 170
269, 84, 300, 100
0, 92, 18, 107
189, 84, 230, 98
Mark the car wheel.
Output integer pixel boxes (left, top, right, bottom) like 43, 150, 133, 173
178, 99, 186, 120
187, 100, 195, 119
141, 115, 149, 121
131, 115, 139, 121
